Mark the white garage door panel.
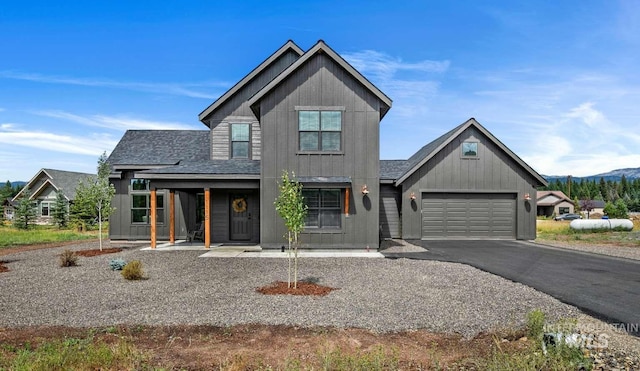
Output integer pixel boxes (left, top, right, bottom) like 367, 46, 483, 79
421, 193, 516, 239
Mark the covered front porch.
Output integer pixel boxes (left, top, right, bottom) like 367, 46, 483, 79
146, 178, 260, 249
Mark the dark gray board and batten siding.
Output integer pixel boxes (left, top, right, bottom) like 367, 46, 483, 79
258, 53, 382, 249
379, 184, 402, 238
400, 126, 539, 240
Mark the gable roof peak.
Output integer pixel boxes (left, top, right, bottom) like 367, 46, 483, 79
395, 118, 548, 187
249, 39, 392, 119
198, 39, 304, 124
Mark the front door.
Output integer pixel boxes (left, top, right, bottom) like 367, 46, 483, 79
230, 195, 251, 240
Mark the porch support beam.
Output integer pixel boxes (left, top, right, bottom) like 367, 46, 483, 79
204, 188, 211, 248
150, 188, 157, 249
345, 187, 350, 216
169, 190, 175, 244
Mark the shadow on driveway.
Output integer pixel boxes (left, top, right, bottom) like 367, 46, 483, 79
383, 240, 640, 337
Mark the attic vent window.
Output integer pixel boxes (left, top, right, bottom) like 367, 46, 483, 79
462, 142, 478, 157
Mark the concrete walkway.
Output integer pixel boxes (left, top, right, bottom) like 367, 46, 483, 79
140, 241, 384, 258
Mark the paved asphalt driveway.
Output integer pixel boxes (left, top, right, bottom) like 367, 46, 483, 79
383, 240, 640, 336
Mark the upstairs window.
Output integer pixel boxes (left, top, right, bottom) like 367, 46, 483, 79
299, 111, 342, 152
302, 189, 341, 229
231, 123, 250, 159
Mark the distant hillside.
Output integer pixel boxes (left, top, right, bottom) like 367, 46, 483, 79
544, 167, 640, 182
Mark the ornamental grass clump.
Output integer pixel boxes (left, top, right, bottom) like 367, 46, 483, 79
121, 260, 144, 280
59, 249, 78, 267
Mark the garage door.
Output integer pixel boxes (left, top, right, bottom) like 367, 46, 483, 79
421, 193, 516, 239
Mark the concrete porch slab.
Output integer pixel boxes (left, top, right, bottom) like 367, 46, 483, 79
199, 249, 384, 258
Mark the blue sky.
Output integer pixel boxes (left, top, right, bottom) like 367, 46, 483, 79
1, 1, 639, 181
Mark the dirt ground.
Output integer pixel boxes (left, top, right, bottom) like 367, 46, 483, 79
0, 323, 529, 369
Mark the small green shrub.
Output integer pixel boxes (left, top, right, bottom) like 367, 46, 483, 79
121, 260, 144, 280
527, 309, 545, 340
109, 258, 126, 271
59, 249, 78, 267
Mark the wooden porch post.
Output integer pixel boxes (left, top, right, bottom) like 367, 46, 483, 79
345, 187, 350, 216
204, 188, 211, 248
150, 188, 157, 249
169, 190, 175, 244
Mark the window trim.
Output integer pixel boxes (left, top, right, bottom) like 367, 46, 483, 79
229, 122, 251, 159
302, 188, 342, 231
296, 108, 345, 154
40, 201, 52, 217
461, 141, 479, 158
129, 179, 164, 225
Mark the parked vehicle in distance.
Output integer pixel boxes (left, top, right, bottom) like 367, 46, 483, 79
554, 213, 582, 221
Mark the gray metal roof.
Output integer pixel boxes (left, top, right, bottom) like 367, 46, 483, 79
107, 130, 210, 166
139, 160, 260, 175
380, 160, 410, 180
249, 40, 392, 120
297, 176, 352, 184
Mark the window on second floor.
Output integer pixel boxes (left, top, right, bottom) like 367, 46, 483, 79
299, 111, 342, 152
231, 123, 250, 159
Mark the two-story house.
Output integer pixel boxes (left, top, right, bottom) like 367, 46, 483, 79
107, 40, 546, 249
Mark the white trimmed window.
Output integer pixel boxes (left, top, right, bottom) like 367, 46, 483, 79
231, 123, 250, 159
299, 111, 342, 152
130, 179, 164, 224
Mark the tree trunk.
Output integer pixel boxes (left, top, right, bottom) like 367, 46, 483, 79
287, 231, 292, 288
293, 233, 298, 289
98, 208, 103, 251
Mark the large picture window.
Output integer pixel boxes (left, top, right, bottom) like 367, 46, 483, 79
231, 123, 250, 159
130, 179, 164, 224
302, 189, 341, 229
299, 111, 342, 151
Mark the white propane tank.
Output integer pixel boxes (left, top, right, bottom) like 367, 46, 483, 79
569, 219, 634, 231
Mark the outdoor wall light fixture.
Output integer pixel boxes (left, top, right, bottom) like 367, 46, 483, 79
361, 184, 369, 195
523, 193, 532, 201
410, 192, 416, 200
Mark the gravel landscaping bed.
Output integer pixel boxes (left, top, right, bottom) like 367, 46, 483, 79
1, 241, 579, 337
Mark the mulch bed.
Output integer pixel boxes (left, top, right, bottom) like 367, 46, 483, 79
256, 281, 338, 296
74, 248, 122, 257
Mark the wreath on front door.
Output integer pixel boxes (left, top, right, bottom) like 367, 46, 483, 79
232, 197, 247, 213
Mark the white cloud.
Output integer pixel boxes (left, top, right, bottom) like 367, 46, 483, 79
565, 102, 608, 128
0, 70, 223, 99
0, 125, 117, 156
344, 50, 449, 81
343, 50, 449, 121
32, 110, 199, 131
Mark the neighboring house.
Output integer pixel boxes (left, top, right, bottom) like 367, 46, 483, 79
2, 198, 17, 220
579, 199, 606, 217
107, 40, 546, 249
12, 169, 96, 224
536, 190, 574, 217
